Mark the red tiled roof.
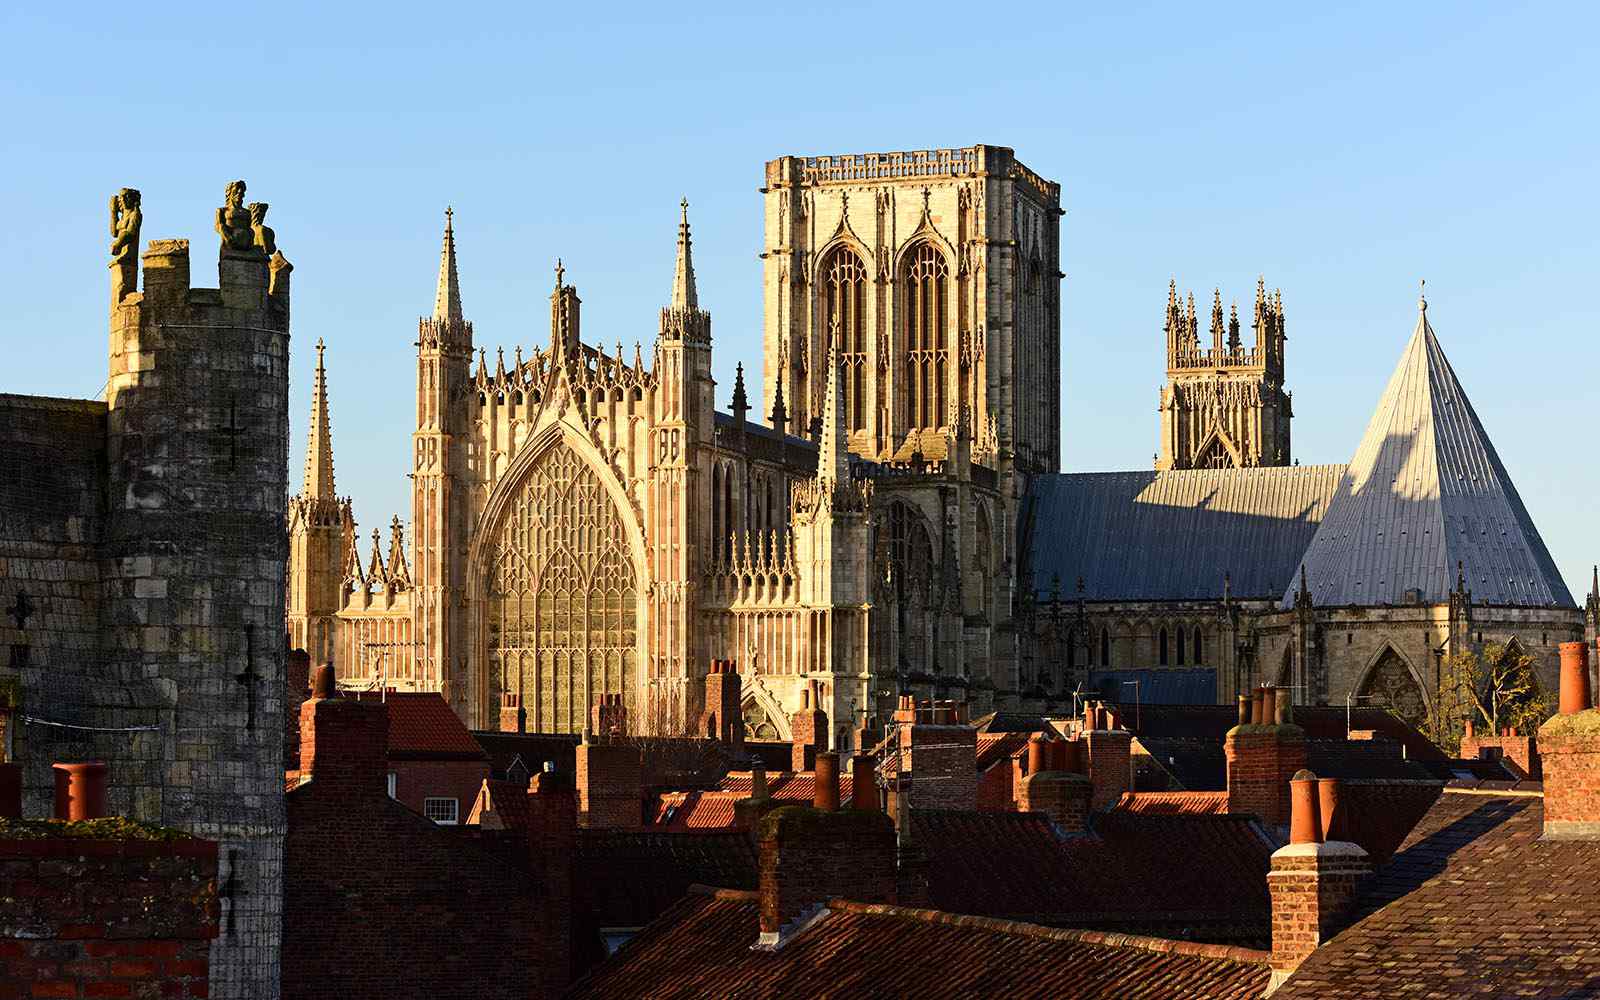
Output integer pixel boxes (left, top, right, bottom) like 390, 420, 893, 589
352, 692, 486, 759
466, 778, 531, 833
713, 771, 855, 801
568, 888, 1270, 999
650, 791, 741, 830
976, 731, 1034, 771
576, 830, 757, 929
912, 808, 1275, 946
1275, 788, 1600, 999
1117, 791, 1231, 815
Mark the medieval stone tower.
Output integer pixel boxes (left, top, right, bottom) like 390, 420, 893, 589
1156, 279, 1291, 469
760, 145, 1062, 474
0, 184, 291, 995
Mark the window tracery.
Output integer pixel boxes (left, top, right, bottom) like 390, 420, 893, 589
902, 242, 949, 431
484, 443, 638, 734
822, 247, 869, 435
1359, 647, 1427, 727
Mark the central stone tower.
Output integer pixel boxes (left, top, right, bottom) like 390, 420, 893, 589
1156, 279, 1291, 470
760, 145, 1062, 474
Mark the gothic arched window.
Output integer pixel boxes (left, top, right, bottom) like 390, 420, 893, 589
873, 501, 936, 676
1158, 628, 1169, 666
1100, 629, 1112, 668
1359, 647, 1427, 728
1176, 625, 1187, 666
484, 443, 638, 734
902, 242, 949, 431
822, 246, 869, 435
1193, 628, 1204, 664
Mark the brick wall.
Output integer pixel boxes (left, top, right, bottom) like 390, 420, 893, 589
757, 806, 898, 940
1459, 733, 1541, 779
1225, 725, 1307, 828
0, 826, 218, 999
390, 757, 492, 823
900, 724, 977, 811
1018, 771, 1092, 833
285, 686, 550, 999
1085, 728, 1132, 811
1538, 709, 1600, 838
576, 740, 642, 830
1267, 842, 1369, 985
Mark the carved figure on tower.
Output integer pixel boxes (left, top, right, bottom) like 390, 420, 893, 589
216, 179, 256, 254
109, 187, 141, 303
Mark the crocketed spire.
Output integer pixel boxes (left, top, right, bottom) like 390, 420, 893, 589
671, 198, 698, 312
302, 338, 336, 498
434, 206, 463, 324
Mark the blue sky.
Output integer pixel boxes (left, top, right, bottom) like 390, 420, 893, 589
2, 2, 1595, 602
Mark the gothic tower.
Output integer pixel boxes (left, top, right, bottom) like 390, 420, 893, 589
761, 145, 1062, 473
648, 201, 716, 728
412, 209, 473, 713
1156, 278, 1290, 470
287, 338, 354, 665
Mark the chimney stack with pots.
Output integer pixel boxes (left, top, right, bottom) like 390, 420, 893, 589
575, 736, 642, 830
1266, 769, 1369, 992
500, 692, 527, 734
1084, 702, 1132, 811
791, 681, 828, 772
1539, 641, 1600, 839
756, 804, 897, 950
893, 698, 978, 811
1018, 736, 1092, 833
702, 659, 745, 752
299, 664, 389, 798
1226, 684, 1307, 830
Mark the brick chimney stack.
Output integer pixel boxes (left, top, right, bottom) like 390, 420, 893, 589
703, 659, 745, 752
299, 664, 389, 797
1266, 770, 1369, 993
1225, 684, 1307, 830
575, 737, 642, 830
286, 647, 312, 769
590, 694, 627, 738
755, 805, 897, 950
1018, 736, 1092, 833
1539, 642, 1600, 839
525, 765, 577, 994
894, 699, 978, 811
500, 692, 527, 734
791, 681, 828, 772
1084, 703, 1132, 811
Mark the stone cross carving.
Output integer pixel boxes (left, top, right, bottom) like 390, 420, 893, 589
216, 180, 256, 254
233, 623, 258, 732
6, 591, 34, 631
109, 188, 142, 302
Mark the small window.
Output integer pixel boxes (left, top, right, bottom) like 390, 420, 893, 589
424, 797, 459, 825
1193, 628, 1203, 664
1158, 628, 1169, 666
1176, 626, 1186, 666
386, 772, 397, 799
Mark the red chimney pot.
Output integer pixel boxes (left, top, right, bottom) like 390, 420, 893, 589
52, 761, 108, 821
1288, 769, 1321, 845
814, 752, 840, 811
1559, 642, 1591, 715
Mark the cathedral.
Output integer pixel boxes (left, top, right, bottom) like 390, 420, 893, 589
285, 143, 1587, 742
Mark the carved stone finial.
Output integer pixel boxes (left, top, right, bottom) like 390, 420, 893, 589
109, 188, 142, 303
247, 202, 276, 256
555, 258, 565, 289
216, 180, 256, 255
1419, 278, 1427, 313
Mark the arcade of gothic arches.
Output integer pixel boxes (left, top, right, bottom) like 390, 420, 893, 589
484, 442, 639, 734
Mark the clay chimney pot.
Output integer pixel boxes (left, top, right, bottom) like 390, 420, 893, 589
52, 761, 108, 821
1027, 735, 1049, 774
1317, 777, 1344, 842
1559, 642, 1591, 716
1288, 769, 1322, 845
814, 752, 840, 811
312, 663, 337, 699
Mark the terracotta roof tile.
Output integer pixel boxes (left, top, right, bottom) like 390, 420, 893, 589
649, 791, 741, 830
1276, 788, 1600, 998
351, 692, 485, 758
1117, 791, 1231, 815
571, 888, 1269, 999
976, 731, 1034, 771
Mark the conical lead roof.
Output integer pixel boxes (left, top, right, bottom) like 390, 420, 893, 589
1285, 296, 1573, 609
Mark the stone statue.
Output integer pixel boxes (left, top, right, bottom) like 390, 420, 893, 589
215, 180, 256, 254
109, 187, 141, 302
248, 202, 276, 256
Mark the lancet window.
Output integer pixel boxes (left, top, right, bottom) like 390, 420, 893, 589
822, 247, 869, 435
902, 242, 949, 431
484, 444, 637, 734
873, 500, 936, 675
1358, 647, 1427, 727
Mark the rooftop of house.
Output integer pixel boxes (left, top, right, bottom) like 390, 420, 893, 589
910, 807, 1276, 947
349, 691, 486, 759
566, 886, 1271, 1000
651, 771, 857, 830
1275, 786, 1600, 999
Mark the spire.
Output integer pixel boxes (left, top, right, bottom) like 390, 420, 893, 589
769, 374, 789, 436
1227, 301, 1242, 352
671, 198, 698, 312
731, 362, 750, 422
302, 338, 336, 498
817, 347, 849, 482
1210, 289, 1225, 354
434, 207, 463, 324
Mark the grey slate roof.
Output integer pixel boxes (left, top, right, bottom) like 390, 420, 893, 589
1284, 303, 1573, 609
1023, 465, 1345, 600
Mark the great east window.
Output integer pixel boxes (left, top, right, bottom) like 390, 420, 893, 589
485, 444, 638, 734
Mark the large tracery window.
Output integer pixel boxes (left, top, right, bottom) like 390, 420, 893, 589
903, 242, 949, 431
485, 444, 638, 734
822, 247, 869, 435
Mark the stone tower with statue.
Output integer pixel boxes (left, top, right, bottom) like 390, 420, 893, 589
0, 181, 292, 997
